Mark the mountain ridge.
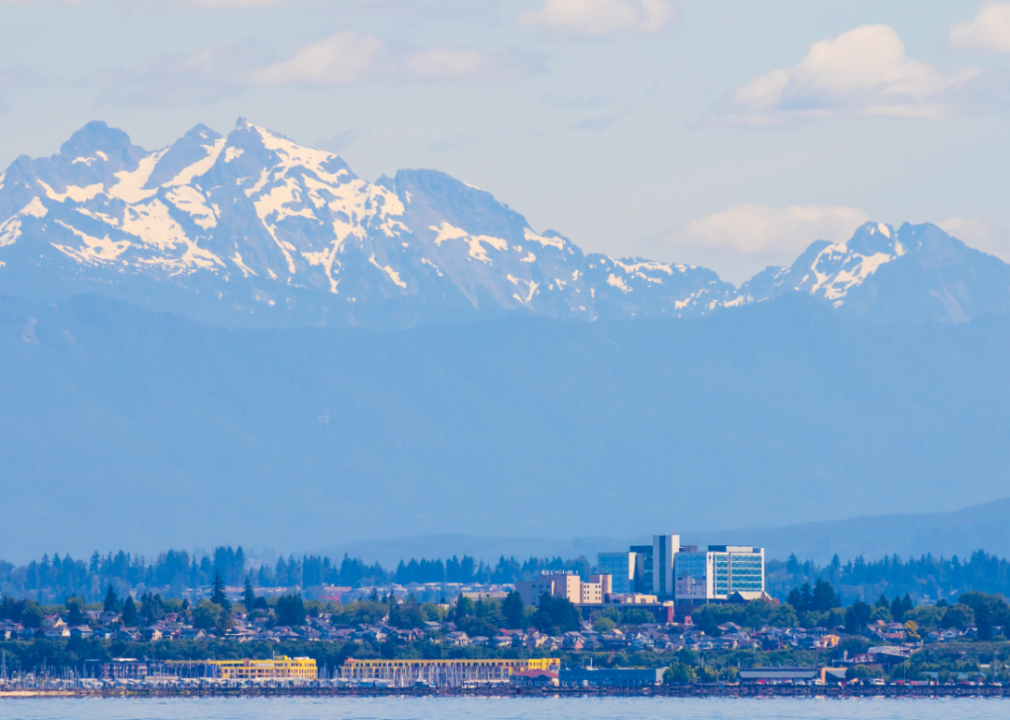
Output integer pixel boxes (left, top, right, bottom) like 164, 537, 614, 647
3, 119, 1008, 328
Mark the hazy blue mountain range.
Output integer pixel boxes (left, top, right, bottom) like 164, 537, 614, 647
2, 119, 1009, 327
3, 292, 1010, 561
687, 497, 1010, 565
320, 496, 1010, 567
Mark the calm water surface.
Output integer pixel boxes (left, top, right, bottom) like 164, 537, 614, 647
0, 697, 1006, 720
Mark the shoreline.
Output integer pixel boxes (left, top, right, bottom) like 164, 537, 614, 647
1, 686, 1008, 700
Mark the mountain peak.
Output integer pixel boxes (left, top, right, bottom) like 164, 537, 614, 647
2, 120, 1009, 327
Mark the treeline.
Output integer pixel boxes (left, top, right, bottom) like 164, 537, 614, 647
766, 550, 1010, 603
0, 547, 591, 604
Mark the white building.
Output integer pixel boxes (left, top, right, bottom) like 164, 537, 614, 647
674, 545, 765, 604
599, 534, 765, 604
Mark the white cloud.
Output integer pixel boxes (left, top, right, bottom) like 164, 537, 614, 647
250, 33, 537, 87
251, 31, 384, 85
401, 46, 539, 83
950, 2, 1010, 53
518, 0, 677, 38
937, 217, 1010, 262
680, 203, 870, 256
710, 25, 980, 125
665, 203, 870, 283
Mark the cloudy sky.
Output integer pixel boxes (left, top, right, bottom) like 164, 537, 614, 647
1, 0, 1009, 283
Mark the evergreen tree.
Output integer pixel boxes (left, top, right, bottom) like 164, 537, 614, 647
103, 585, 119, 612
812, 579, 840, 611
786, 588, 804, 613
844, 600, 871, 633
503, 590, 526, 629
891, 595, 905, 622
799, 582, 814, 612
211, 568, 231, 611
243, 577, 256, 610
275, 594, 307, 626
122, 596, 138, 627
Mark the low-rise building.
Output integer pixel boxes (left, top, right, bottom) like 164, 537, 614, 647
340, 657, 559, 688
515, 572, 612, 607
559, 667, 664, 687
167, 655, 317, 680
511, 669, 559, 687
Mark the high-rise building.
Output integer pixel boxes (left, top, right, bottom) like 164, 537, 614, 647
674, 545, 765, 604
652, 533, 678, 599
629, 544, 653, 594
597, 552, 636, 594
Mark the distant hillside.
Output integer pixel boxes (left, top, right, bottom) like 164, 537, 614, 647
3, 292, 1010, 561
689, 498, 1010, 564
318, 498, 1010, 568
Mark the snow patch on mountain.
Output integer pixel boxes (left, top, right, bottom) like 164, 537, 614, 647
3, 120, 1008, 327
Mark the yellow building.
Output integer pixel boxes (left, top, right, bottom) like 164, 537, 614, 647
341, 657, 559, 688
167, 655, 317, 680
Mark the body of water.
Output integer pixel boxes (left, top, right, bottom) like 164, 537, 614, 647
0, 696, 1006, 720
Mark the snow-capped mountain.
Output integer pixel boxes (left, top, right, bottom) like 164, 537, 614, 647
736, 221, 1010, 323
0, 119, 730, 327
2, 119, 1009, 326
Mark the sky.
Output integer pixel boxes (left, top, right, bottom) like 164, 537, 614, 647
1, 0, 1010, 284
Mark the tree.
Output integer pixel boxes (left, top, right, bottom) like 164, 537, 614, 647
904, 620, 920, 641
140, 592, 164, 625
211, 569, 231, 611
622, 608, 653, 625
193, 598, 222, 630
21, 601, 43, 629
121, 596, 138, 627
103, 585, 118, 613
891, 595, 905, 623
800, 583, 813, 613
844, 601, 871, 633
769, 603, 798, 628
941, 603, 975, 630
664, 663, 696, 684
452, 594, 475, 624
275, 594, 307, 626
532, 593, 580, 635
594, 616, 615, 632
389, 595, 424, 629
502, 591, 526, 629
958, 592, 1009, 640
243, 577, 256, 610
786, 588, 804, 613
65, 596, 85, 625
812, 579, 840, 612
870, 605, 893, 624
